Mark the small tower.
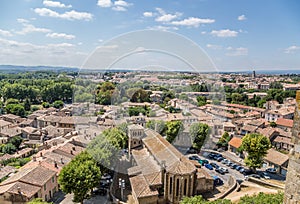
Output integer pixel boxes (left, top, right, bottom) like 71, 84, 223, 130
252, 70, 256, 78
284, 90, 300, 204
128, 124, 145, 153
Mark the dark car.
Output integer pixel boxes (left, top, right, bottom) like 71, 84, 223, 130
208, 153, 216, 159
215, 167, 225, 175
235, 166, 242, 171
213, 176, 224, 186
93, 187, 107, 196
239, 168, 245, 174
199, 159, 209, 166
205, 163, 213, 170
231, 164, 238, 169
210, 162, 219, 169
243, 169, 254, 175
187, 148, 198, 154
249, 174, 261, 179
266, 168, 277, 174
216, 157, 224, 162
189, 155, 200, 161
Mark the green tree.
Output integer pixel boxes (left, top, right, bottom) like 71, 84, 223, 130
52, 100, 64, 109
96, 82, 115, 105
217, 131, 231, 149
166, 121, 183, 143
270, 121, 277, 128
58, 151, 101, 204
238, 192, 283, 204
5, 98, 19, 106
196, 96, 207, 106
146, 120, 166, 135
27, 198, 52, 204
10, 136, 23, 149
2, 143, 16, 154
269, 82, 283, 89
189, 123, 210, 151
6, 104, 25, 117
180, 195, 231, 204
42, 102, 50, 108
241, 133, 271, 172
24, 98, 31, 111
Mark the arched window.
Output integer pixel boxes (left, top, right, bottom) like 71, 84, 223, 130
169, 177, 173, 195
176, 178, 179, 196
184, 179, 187, 196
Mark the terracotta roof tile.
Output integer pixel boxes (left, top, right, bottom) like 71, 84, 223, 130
228, 137, 242, 148
276, 118, 293, 128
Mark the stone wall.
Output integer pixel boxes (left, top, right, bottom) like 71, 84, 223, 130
284, 90, 300, 204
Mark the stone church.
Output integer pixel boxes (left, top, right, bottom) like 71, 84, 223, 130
127, 124, 213, 204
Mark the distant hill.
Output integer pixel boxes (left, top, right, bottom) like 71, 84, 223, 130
0, 65, 79, 73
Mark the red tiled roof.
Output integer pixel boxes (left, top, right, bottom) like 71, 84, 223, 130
228, 137, 242, 148
276, 118, 293, 128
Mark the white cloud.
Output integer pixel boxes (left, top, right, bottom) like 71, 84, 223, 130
206, 44, 222, 50
143, 12, 153, 17
201, 31, 206, 35
155, 8, 166, 15
226, 47, 248, 56
97, 0, 112, 7
114, 0, 131, 7
0, 29, 13, 37
34, 8, 93, 21
112, 6, 126, 11
16, 23, 51, 35
211, 29, 238, 37
43, 0, 72, 8
17, 18, 29, 24
147, 25, 178, 31
284, 45, 300, 54
0, 37, 86, 67
156, 13, 181, 22
238, 15, 247, 21
46, 32, 75, 39
171, 17, 215, 27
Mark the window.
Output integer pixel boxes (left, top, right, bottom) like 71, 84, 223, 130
184, 179, 187, 196
44, 184, 46, 191
176, 178, 179, 196
52, 176, 55, 183
169, 177, 173, 195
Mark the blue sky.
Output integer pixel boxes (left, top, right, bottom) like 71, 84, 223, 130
0, 0, 299, 71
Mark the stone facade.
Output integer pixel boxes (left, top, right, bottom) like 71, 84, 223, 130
284, 91, 300, 204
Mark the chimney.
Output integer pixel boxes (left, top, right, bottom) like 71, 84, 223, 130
72, 146, 76, 151
17, 186, 21, 194
33, 156, 36, 162
61, 157, 64, 164
70, 150, 73, 155
54, 160, 58, 168
40, 152, 43, 157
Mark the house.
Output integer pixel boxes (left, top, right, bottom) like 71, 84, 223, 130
276, 118, 293, 131
0, 165, 58, 203
228, 137, 242, 154
21, 127, 42, 140
0, 127, 22, 138
195, 168, 214, 194
0, 120, 12, 132
241, 125, 257, 135
1, 114, 21, 124
263, 148, 289, 176
256, 127, 279, 142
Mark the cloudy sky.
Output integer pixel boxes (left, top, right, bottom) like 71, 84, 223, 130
0, 0, 300, 71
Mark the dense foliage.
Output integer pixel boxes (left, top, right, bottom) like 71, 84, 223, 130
166, 120, 183, 143
242, 133, 271, 172
180, 192, 283, 204
189, 123, 210, 151
58, 151, 101, 204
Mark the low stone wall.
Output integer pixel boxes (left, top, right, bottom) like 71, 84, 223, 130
213, 175, 238, 200
248, 177, 285, 190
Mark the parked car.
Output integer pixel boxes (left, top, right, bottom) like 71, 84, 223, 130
235, 166, 242, 171
243, 169, 254, 175
213, 176, 224, 186
226, 161, 233, 167
199, 159, 209, 166
189, 155, 200, 161
266, 168, 277, 174
239, 168, 245, 174
101, 173, 112, 180
231, 164, 238, 169
215, 167, 225, 175
260, 172, 271, 179
220, 167, 229, 173
205, 163, 213, 170
221, 159, 229, 164
210, 162, 219, 169
93, 187, 107, 196
208, 153, 216, 159
249, 174, 261, 179
216, 157, 224, 162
